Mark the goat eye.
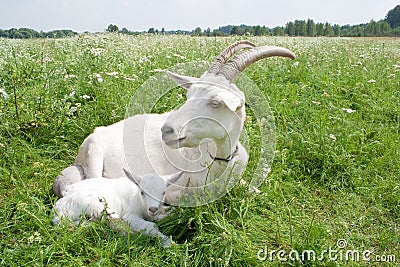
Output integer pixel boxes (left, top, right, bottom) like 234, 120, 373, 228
141, 191, 145, 196
210, 100, 221, 108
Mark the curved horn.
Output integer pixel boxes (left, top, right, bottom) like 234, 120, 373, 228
218, 46, 296, 81
208, 40, 256, 74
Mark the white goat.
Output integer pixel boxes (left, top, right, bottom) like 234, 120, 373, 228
53, 41, 296, 205
52, 169, 183, 247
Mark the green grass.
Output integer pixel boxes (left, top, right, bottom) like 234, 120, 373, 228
0, 35, 399, 266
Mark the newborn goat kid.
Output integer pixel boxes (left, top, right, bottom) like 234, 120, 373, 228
52, 169, 182, 247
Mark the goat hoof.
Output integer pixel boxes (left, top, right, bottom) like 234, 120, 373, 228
161, 237, 173, 247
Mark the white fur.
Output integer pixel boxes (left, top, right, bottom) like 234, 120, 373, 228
54, 70, 249, 203
52, 171, 182, 247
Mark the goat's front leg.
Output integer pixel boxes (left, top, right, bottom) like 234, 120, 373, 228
125, 216, 172, 247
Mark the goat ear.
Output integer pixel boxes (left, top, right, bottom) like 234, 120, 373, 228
123, 168, 141, 185
218, 91, 245, 112
166, 71, 199, 90
166, 171, 184, 185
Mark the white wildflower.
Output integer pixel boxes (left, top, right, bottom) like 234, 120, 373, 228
173, 53, 186, 60
28, 232, 42, 244
95, 73, 103, 83
27, 235, 34, 243
69, 106, 78, 114
151, 69, 164, 73
329, 134, 337, 142
292, 61, 300, 67
249, 186, 261, 194
0, 88, 9, 99
80, 95, 90, 100
263, 166, 271, 176
367, 79, 376, 83
64, 74, 76, 80
105, 72, 119, 78
342, 108, 356, 114
321, 91, 330, 97
42, 56, 52, 63
388, 74, 395, 78
90, 47, 106, 57
68, 91, 76, 98
312, 101, 321, 105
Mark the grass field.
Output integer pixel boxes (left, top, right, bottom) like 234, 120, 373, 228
0, 35, 399, 266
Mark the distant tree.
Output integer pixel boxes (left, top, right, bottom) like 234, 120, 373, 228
294, 20, 306, 36
254, 25, 262, 36
161, 27, 165, 35
286, 22, 295, 36
323, 22, 334, 36
148, 27, 155, 34
107, 24, 119, 32
193, 27, 202, 36
211, 29, 227, 36
0, 29, 9, 38
366, 20, 378, 36
261, 26, 270, 36
385, 5, 400, 28
316, 22, 324, 36
379, 21, 392, 35
231, 26, 239, 35
218, 25, 234, 35
273, 26, 285, 36
121, 27, 129, 34
204, 28, 211, 36
12, 32, 23, 39
306, 19, 316, 36
333, 24, 341, 36
244, 26, 254, 35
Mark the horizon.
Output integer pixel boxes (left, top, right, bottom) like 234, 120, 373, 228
0, 0, 398, 33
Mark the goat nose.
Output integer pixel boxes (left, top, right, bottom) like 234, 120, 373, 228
161, 125, 174, 138
148, 207, 158, 214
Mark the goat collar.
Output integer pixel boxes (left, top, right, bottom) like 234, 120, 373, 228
210, 145, 239, 163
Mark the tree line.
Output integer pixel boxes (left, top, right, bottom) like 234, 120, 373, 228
111, 5, 400, 37
0, 28, 77, 39
2, 5, 400, 39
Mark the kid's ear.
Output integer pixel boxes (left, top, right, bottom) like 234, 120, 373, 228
123, 168, 141, 185
166, 71, 199, 90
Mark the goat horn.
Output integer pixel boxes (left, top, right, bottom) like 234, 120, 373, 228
218, 46, 296, 81
208, 40, 256, 74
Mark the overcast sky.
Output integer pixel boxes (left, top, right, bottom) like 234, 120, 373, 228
0, 0, 398, 32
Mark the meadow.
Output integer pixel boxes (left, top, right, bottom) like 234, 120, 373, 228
0, 34, 399, 266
